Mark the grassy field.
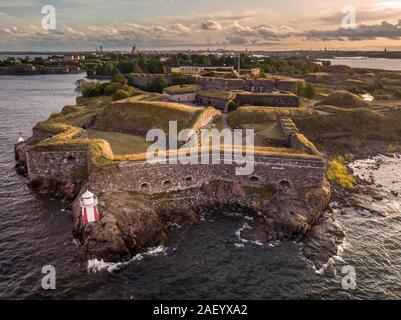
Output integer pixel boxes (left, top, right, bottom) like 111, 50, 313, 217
294, 107, 401, 141
94, 101, 198, 135
316, 91, 368, 108
227, 106, 318, 128
241, 121, 286, 146
197, 89, 236, 101
88, 129, 150, 155
163, 84, 202, 95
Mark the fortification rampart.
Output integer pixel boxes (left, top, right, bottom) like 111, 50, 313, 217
127, 73, 299, 93
26, 150, 88, 181
88, 154, 325, 194
235, 93, 300, 107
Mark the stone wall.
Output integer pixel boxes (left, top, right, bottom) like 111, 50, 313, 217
26, 150, 88, 181
167, 92, 198, 103
195, 96, 229, 111
128, 73, 298, 94
235, 93, 300, 107
191, 76, 298, 93
128, 73, 174, 88
88, 155, 325, 195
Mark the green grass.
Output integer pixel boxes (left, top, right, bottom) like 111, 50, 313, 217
88, 129, 150, 155
388, 144, 401, 153
326, 156, 355, 189
241, 121, 286, 146
295, 108, 401, 141
163, 84, 202, 95
76, 95, 113, 109
94, 100, 198, 135
227, 106, 318, 128
197, 89, 236, 101
316, 91, 368, 109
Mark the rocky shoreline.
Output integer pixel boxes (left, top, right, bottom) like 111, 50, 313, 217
16, 134, 401, 271
70, 179, 341, 269
13, 140, 347, 270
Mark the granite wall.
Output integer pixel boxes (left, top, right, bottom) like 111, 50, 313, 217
88, 155, 325, 195
26, 150, 88, 181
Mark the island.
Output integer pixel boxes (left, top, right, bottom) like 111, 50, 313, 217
14, 53, 401, 270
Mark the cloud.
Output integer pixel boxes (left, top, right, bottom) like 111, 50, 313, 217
303, 20, 401, 41
171, 23, 191, 34
227, 21, 294, 40
201, 19, 222, 31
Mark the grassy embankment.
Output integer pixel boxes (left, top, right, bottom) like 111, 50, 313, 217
163, 84, 202, 95
227, 106, 318, 146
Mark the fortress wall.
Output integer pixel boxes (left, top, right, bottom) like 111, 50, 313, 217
26, 150, 88, 181
32, 128, 56, 141
235, 94, 300, 107
128, 73, 174, 88
88, 155, 325, 194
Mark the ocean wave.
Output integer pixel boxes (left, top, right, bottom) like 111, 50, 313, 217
87, 245, 168, 273
235, 222, 263, 246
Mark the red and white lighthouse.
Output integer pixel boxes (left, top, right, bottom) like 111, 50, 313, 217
79, 190, 100, 225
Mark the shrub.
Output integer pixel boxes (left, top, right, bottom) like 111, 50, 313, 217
103, 82, 123, 96
75, 80, 103, 97
111, 73, 126, 84
148, 75, 169, 93
113, 89, 132, 100
326, 156, 355, 189
302, 83, 317, 100
228, 101, 239, 112
388, 144, 401, 153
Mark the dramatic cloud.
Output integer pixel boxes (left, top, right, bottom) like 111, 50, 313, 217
201, 19, 222, 31
1, 1, 401, 50
303, 20, 401, 41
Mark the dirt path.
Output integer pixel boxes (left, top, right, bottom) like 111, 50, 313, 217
221, 114, 231, 130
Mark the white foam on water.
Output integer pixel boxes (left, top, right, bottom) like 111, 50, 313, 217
87, 245, 168, 273
235, 222, 263, 246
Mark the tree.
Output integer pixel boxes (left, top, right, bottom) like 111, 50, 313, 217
303, 83, 317, 100
117, 61, 134, 73
75, 80, 103, 97
172, 73, 188, 85
149, 75, 168, 93
228, 101, 239, 112
112, 73, 126, 84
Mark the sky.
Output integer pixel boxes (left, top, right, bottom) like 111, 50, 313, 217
1, 0, 401, 51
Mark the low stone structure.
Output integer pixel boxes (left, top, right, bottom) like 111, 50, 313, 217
26, 150, 88, 181
88, 154, 325, 195
128, 73, 174, 88
128, 73, 301, 95
235, 92, 300, 107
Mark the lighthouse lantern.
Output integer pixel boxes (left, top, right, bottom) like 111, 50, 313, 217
79, 190, 100, 225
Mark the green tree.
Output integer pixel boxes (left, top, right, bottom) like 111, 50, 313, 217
112, 73, 126, 84
75, 80, 103, 97
117, 61, 134, 73
303, 83, 317, 100
172, 73, 188, 85
149, 75, 168, 93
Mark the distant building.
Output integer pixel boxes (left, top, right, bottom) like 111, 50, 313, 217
170, 66, 235, 74
239, 68, 261, 77
63, 54, 85, 62
163, 85, 202, 102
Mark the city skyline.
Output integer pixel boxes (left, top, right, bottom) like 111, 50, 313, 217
1, 0, 401, 50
